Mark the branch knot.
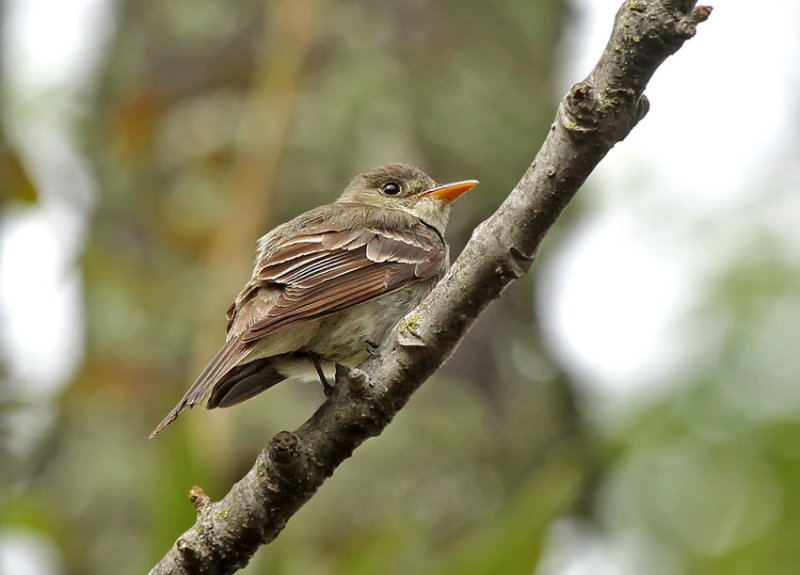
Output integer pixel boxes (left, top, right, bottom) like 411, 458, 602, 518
268, 431, 303, 467
559, 81, 600, 136
189, 486, 213, 511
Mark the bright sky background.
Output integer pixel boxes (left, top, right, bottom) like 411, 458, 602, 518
1, 0, 110, 397
1, 2, 110, 570
538, 1, 800, 573
543, 0, 800, 410
1, 1, 798, 573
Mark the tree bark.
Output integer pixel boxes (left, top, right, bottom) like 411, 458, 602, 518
149, 1, 712, 573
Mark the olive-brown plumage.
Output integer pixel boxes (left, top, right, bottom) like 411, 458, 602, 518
151, 163, 477, 437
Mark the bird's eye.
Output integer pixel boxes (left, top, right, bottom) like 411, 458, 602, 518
381, 182, 401, 195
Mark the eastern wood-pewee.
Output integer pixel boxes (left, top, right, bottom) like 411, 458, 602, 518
150, 163, 477, 437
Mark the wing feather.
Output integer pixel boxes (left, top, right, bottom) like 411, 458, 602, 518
240, 223, 444, 342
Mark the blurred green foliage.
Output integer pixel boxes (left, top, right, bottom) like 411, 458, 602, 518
3, 1, 800, 575
4, 1, 580, 573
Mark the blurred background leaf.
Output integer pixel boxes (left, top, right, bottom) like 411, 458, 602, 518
2, 1, 799, 574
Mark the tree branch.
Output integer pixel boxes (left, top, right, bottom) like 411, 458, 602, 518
149, 1, 712, 573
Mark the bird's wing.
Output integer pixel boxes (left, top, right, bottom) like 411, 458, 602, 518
240, 224, 445, 341
150, 221, 445, 437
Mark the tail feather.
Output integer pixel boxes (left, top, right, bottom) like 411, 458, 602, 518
149, 337, 248, 438
207, 357, 286, 408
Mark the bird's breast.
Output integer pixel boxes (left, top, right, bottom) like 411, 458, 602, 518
303, 280, 436, 364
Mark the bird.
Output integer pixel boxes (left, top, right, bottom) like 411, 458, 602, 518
150, 163, 478, 437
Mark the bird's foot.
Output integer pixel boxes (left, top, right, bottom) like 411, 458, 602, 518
365, 340, 380, 357
335, 363, 351, 382
311, 355, 336, 397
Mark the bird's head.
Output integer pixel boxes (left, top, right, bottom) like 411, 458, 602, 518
337, 163, 478, 233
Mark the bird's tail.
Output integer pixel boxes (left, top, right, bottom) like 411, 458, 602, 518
149, 337, 249, 438
206, 357, 286, 408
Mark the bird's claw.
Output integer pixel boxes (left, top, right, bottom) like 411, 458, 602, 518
311, 355, 336, 397
365, 340, 380, 357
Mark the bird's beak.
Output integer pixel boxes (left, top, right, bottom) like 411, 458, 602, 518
416, 179, 479, 204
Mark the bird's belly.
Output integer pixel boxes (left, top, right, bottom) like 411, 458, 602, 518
243, 283, 434, 386
304, 283, 432, 364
